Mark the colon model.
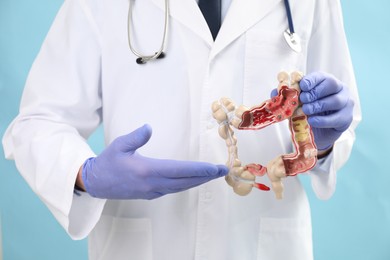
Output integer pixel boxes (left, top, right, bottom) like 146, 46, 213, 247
211, 71, 317, 199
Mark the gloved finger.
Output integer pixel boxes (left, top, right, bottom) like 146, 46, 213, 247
161, 175, 223, 194
307, 99, 354, 131
134, 177, 212, 200
149, 159, 229, 178
143, 167, 228, 199
145, 175, 215, 200
270, 88, 278, 98
302, 87, 350, 115
300, 72, 343, 103
114, 124, 152, 153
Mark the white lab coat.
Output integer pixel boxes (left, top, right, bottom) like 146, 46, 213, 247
3, 0, 361, 259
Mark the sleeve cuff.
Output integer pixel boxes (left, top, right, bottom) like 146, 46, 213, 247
309, 150, 336, 200
67, 191, 106, 240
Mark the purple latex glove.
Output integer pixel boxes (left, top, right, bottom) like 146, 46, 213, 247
82, 124, 228, 200
299, 72, 354, 151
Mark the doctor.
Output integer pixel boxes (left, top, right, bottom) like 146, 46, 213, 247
3, 0, 361, 259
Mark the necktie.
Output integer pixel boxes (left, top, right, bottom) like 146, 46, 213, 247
198, 0, 222, 40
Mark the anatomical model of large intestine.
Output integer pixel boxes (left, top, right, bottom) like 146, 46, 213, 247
211, 71, 317, 199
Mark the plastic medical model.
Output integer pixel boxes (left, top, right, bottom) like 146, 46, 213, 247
211, 71, 317, 199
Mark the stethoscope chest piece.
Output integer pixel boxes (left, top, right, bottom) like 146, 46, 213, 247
284, 29, 302, 53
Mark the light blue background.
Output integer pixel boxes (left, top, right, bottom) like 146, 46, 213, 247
0, 0, 389, 259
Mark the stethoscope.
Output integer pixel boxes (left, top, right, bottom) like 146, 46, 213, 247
127, 0, 169, 64
127, 0, 301, 64
282, 0, 302, 53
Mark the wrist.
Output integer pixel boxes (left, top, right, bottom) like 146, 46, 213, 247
317, 146, 333, 159
75, 165, 86, 191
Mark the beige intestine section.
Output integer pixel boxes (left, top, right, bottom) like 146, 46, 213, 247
211, 98, 257, 196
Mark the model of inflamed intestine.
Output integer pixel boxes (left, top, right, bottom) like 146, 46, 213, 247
211, 71, 318, 199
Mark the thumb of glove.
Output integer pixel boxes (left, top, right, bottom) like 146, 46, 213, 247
270, 88, 278, 98
117, 124, 153, 154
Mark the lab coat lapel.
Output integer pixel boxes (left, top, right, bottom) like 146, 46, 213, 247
151, 0, 214, 47
210, 0, 282, 59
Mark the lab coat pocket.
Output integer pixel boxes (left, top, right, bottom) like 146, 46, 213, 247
244, 29, 305, 105
91, 216, 153, 260
257, 217, 313, 260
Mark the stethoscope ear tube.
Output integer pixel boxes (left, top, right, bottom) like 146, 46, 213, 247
136, 52, 166, 64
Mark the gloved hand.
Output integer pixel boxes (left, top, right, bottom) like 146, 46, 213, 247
299, 72, 354, 151
81, 124, 228, 200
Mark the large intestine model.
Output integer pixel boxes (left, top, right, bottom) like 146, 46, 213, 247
211, 71, 317, 199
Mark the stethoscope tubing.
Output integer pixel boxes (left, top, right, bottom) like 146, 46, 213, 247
127, 0, 170, 64
128, 0, 298, 64
283, 0, 295, 34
